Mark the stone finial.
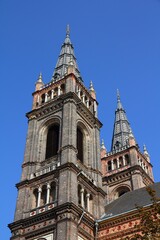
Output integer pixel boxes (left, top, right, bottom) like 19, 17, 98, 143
66, 24, 70, 37
117, 89, 123, 110
101, 139, 107, 158
37, 72, 43, 83
67, 55, 75, 74
101, 139, 106, 150
129, 129, 134, 138
89, 81, 96, 99
35, 73, 44, 91
143, 144, 150, 162
128, 129, 136, 147
89, 81, 94, 91
69, 55, 74, 66
117, 89, 120, 101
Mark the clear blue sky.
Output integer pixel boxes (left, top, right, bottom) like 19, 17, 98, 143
1, 0, 160, 238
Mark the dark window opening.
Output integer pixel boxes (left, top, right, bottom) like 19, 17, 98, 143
117, 187, 130, 198
45, 125, 59, 159
119, 191, 126, 197
41, 94, 45, 104
77, 128, 83, 163
125, 154, 130, 165
108, 161, 111, 171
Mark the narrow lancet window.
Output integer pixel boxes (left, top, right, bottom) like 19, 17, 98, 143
77, 127, 83, 163
45, 125, 59, 159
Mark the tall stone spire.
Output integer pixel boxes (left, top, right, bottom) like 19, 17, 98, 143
51, 25, 82, 82
111, 90, 136, 151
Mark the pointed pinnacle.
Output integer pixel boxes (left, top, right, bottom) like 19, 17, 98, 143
143, 144, 147, 151
89, 81, 95, 91
66, 24, 70, 37
143, 144, 149, 155
116, 89, 123, 110
117, 89, 120, 101
64, 25, 71, 44
129, 129, 134, 138
37, 72, 43, 83
101, 139, 106, 150
69, 55, 74, 65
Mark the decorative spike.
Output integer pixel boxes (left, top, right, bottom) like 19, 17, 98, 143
69, 55, 74, 66
101, 139, 106, 150
117, 89, 120, 101
129, 129, 134, 138
143, 144, 150, 162
35, 73, 44, 91
117, 89, 123, 110
37, 72, 42, 83
66, 24, 70, 37
89, 81, 95, 91
89, 81, 96, 99
143, 144, 149, 155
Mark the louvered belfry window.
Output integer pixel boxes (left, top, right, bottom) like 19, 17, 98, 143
46, 125, 59, 159
77, 128, 83, 163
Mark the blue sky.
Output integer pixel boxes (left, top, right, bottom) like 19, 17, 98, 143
1, 0, 160, 238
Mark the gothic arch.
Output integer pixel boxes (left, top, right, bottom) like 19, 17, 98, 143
111, 184, 131, 201
76, 120, 92, 167
37, 116, 61, 162
32, 188, 38, 209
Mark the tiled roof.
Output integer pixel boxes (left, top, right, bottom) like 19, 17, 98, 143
100, 182, 160, 220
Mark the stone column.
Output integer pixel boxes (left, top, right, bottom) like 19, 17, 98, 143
123, 155, 125, 166
54, 181, 58, 204
37, 187, 42, 207
82, 94, 85, 103
45, 93, 48, 102
80, 188, 84, 208
86, 193, 90, 212
58, 86, 61, 96
51, 89, 54, 99
78, 89, 81, 98
46, 183, 51, 204
86, 99, 89, 108
117, 158, 120, 168
111, 160, 114, 170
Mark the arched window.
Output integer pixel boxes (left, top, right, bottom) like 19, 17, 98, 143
45, 125, 59, 159
119, 157, 123, 168
50, 182, 56, 202
77, 127, 83, 163
33, 189, 38, 208
125, 154, 130, 165
118, 187, 130, 197
41, 94, 45, 104
108, 161, 111, 171
113, 159, 117, 169
114, 186, 130, 200
41, 185, 47, 206
78, 185, 82, 205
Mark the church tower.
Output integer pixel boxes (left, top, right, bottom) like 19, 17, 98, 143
9, 26, 105, 240
101, 90, 154, 203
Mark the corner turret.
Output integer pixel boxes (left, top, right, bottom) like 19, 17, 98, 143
35, 73, 44, 91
